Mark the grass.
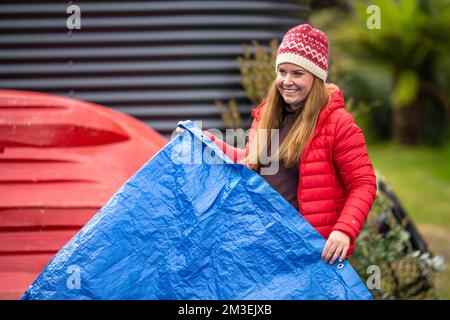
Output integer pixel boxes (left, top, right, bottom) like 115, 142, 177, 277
367, 141, 450, 299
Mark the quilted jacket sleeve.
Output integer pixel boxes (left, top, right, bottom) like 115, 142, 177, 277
331, 111, 377, 241
204, 100, 266, 163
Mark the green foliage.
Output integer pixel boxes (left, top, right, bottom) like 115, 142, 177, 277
237, 39, 278, 104
349, 172, 445, 299
215, 99, 241, 129
216, 40, 277, 128
392, 70, 420, 109
328, 0, 449, 73
311, 0, 450, 144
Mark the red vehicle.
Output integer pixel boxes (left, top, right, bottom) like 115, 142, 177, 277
0, 90, 167, 299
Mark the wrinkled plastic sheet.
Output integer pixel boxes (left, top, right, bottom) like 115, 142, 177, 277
21, 120, 372, 300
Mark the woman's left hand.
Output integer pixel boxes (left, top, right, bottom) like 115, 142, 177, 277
321, 230, 350, 264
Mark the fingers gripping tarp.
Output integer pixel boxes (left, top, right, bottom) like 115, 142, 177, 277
21, 121, 372, 300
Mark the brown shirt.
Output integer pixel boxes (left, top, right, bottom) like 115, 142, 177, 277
258, 103, 302, 212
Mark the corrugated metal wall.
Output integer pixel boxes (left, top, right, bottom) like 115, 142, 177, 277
0, 0, 310, 139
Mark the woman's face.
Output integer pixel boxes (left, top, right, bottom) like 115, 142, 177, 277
275, 63, 315, 111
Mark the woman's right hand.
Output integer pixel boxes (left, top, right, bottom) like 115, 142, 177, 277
175, 121, 185, 134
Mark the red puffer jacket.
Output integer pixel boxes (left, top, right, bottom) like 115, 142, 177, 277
204, 83, 377, 256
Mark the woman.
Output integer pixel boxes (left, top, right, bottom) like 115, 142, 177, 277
179, 24, 377, 265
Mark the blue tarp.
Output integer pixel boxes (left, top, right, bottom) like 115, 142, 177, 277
21, 120, 372, 300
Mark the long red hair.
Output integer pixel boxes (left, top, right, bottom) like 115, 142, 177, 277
241, 77, 329, 170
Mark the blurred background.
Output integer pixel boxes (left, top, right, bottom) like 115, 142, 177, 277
0, 0, 448, 299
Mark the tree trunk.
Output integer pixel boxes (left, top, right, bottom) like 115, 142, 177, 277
392, 93, 424, 145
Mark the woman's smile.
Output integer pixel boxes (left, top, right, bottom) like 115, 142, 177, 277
283, 88, 299, 95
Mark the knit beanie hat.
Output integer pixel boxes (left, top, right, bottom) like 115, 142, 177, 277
276, 24, 329, 81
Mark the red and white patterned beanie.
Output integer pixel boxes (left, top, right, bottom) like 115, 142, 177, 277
276, 24, 329, 81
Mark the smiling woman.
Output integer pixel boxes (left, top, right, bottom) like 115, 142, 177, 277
204, 24, 377, 266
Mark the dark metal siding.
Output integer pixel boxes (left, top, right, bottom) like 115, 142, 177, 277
0, 0, 310, 139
